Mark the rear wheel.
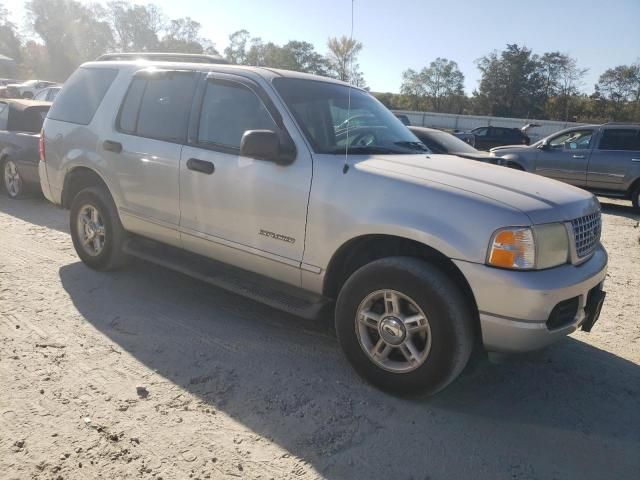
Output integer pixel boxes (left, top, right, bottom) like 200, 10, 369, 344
3, 159, 25, 198
335, 257, 474, 396
69, 186, 128, 271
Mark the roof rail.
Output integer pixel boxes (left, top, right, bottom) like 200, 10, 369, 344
95, 52, 229, 65
602, 121, 640, 126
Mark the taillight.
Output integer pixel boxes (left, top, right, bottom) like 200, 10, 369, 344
39, 129, 45, 162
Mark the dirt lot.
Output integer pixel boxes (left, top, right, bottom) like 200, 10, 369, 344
1, 195, 639, 480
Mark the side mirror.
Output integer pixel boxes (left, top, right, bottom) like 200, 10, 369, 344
538, 141, 550, 151
240, 130, 295, 165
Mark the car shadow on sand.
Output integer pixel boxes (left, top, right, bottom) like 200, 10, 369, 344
0, 193, 69, 233
58, 260, 640, 479
599, 200, 639, 221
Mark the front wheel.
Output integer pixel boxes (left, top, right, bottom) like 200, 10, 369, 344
335, 257, 475, 396
69, 186, 128, 271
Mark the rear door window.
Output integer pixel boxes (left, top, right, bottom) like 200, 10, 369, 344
598, 129, 640, 151
47, 67, 118, 125
117, 72, 198, 143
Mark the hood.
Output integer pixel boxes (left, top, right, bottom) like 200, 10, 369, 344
451, 151, 498, 163
490, 144, 532, 153
358, 154, 599, 225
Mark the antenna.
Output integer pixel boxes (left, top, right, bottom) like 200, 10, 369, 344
343, 0, 355, 174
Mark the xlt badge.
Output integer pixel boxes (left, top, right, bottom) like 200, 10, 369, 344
259, 229, 296, 244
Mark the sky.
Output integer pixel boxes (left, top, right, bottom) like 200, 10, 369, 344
3, 0, 640, 93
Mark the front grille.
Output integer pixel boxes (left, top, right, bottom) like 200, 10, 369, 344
571, 211, 601, 259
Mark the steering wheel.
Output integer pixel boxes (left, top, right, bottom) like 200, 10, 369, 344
350, 129, 378, 147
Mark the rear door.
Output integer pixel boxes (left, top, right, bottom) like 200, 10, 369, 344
534, 128, 594, 186
103, 69, 198, 246
587, 128, 640, 191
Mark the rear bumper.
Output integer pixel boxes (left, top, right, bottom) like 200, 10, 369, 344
38, 160, 60, 205
454, 245, 608, 352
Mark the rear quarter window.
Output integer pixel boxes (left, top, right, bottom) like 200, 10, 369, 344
598, 129, 640, 151
47, 67, 118, 125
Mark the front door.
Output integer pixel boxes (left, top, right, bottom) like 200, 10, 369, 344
179, 74, 312, 285
534, 128, 594, 186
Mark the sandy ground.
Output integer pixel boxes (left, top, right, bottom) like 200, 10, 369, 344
1, 194, 639, 480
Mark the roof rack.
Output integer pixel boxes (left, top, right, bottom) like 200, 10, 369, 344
95, 52, 229, 65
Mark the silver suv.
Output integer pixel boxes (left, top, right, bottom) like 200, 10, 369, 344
39, 62, 608, 395
491, 124, 640, 209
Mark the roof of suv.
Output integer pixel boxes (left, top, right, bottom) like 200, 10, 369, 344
81, 60, 352, 87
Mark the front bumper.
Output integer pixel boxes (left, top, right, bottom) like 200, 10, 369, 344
454, 245, 608, 352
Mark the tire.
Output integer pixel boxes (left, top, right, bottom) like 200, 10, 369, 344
632, 184, 640, 210
69, 186, 128, 271
2, 158, 26, 198
335, 257, 474, 396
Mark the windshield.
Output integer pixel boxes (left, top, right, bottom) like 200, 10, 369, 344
273, 78, 428, 155
428, 130, 478, 154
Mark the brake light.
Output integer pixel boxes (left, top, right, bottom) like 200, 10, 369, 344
39, 129, 45, 162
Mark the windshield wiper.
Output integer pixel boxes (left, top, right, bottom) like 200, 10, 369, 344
393, 141, 430, 153
329, 145, 406, 155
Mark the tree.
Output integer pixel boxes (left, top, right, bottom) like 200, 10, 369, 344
224, 29, 251, 64
0, 3, 22, 64
474, 44, 545, 118
160, 17, 212, 53
594, 63, 640, 121
539, 52, 588, 120
25, 0, 114, 80
326, 35, 365, 87
107, 2, 164, 52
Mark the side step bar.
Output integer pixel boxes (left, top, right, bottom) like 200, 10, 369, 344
123, 236, 333, 320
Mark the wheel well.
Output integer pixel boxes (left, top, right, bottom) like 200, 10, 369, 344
323, 234, 479, 321
505, 161, 524, 170
627, 177, 640, 198
61, 167, 108, 208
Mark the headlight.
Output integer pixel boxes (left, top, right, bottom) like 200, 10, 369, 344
487, 224, 569, 270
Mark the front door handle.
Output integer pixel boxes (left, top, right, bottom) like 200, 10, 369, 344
572, 154, 585, 159
103, 140, 122, 153
632, 158, 640, 162
186, 158, 215, 174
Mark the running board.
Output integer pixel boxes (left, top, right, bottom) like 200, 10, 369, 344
122, 237, 332, 320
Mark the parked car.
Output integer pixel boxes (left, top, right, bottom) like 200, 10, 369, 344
33, 86, 62, 102
408, 126, 497, 163
469, 126, 531, 150
491, 123, 640, 208
0, 78, 20, 86
0, 99, 51, 197
395, 114, 411, 126
6, 80, 57, 99
40, 62, 607, 395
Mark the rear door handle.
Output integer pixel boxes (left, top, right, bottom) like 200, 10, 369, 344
103, 140, 122, 153
572, 154, 585, 159
632, 158, 640, 162
186, 158, 215, 174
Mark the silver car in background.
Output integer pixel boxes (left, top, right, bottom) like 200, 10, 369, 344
491, 123, 640, 209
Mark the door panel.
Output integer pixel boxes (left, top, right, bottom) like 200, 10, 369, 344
588, 128, 640, 191
179, 75, 312, 286
534, 129, 594, 186
104, 134, 182, 245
